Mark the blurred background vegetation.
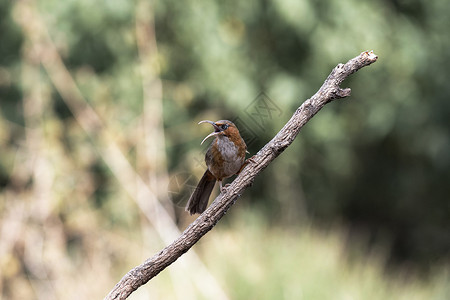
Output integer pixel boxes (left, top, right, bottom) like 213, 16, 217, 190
1, 0, 449, 299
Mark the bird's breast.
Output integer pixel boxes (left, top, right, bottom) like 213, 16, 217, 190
206, 136, 245, 180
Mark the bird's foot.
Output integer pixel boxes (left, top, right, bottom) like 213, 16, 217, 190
219, 182, 231, 193
246, 155, 256, 164
237, 156, 256, 174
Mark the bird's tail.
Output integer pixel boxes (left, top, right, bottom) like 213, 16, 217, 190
185, 170, 216, 215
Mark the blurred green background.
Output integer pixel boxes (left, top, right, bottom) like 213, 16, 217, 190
1, 0, 449, 299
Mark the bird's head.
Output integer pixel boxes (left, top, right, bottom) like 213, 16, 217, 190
198, 120, 240, 145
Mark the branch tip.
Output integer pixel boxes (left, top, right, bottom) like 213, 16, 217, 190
362, 50, 378, 63
336, 87, 351, 98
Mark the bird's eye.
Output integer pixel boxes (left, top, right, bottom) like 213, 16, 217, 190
221, 124, 229, 130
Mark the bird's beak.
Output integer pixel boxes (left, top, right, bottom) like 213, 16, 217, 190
198, 120, 221, 145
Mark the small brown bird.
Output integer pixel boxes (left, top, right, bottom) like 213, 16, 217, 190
186, 120, 247, 215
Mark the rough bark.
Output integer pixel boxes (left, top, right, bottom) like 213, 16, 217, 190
105, 50, 378, 300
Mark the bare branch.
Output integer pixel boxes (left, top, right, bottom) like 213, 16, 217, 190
105, 50, 378, 300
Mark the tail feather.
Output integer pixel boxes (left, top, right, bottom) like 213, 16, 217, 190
185, 170, 216, 215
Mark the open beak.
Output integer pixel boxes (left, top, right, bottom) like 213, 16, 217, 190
198, 120, 221, 145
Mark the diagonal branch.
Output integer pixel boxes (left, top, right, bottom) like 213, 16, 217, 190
105, 50, 378, 300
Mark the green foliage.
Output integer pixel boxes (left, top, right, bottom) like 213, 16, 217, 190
203, 212, 450, 300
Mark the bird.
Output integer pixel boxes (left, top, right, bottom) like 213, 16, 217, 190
185, 120, 248, 215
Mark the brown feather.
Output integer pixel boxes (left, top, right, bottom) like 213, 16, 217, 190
186, 120, 247, 214
185, 170, 216, 215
